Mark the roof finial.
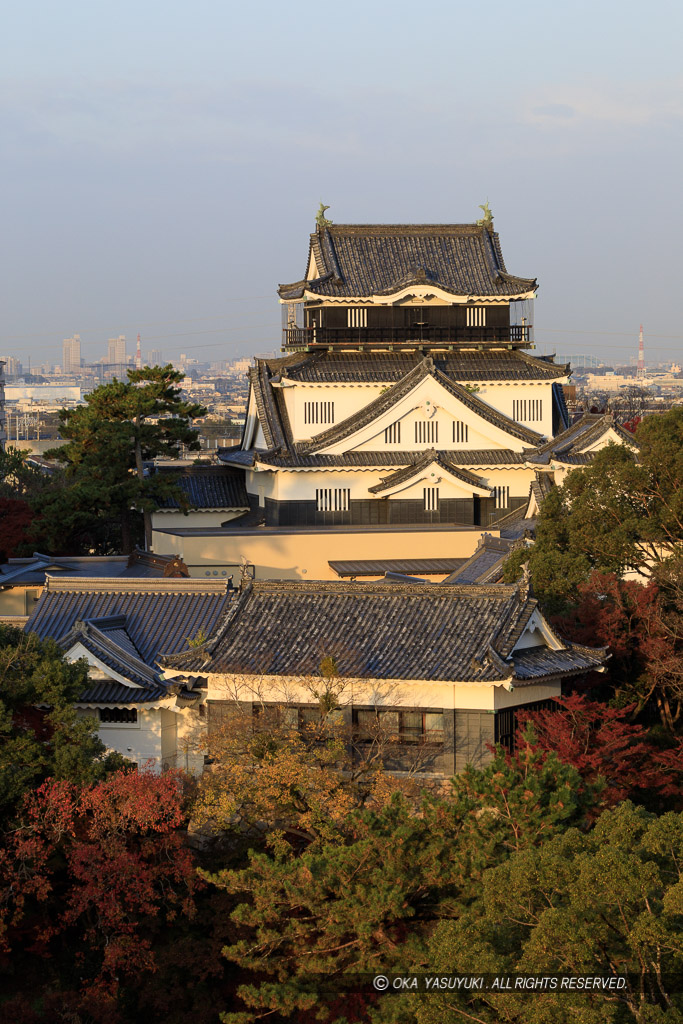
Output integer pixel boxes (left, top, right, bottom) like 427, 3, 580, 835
476, 200, 493, 227
316, 202, 332, 229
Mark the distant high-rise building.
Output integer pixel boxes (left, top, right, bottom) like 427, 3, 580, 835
1, 355, 23, 378
107, 335, 127, 365
146, 349, 163, 366
62, 335, 81, 374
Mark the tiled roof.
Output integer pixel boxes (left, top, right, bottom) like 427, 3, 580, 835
442, 534, 515, 585
248, 362, 291, 450
368, 451, 490, 495
26, 577, 232, 664
329, 558, 468, 578
278, 224, 537, 300
268, 349, 569, 383
155, 466, 249, 510
299, 358, 543, 454
0, 554, 129, 586
248, 449, 529, 469
161, 579, 605, 686
218, 448, 256, 467
532, 414, 638, 460
512, 644, 607, 681
61, 618, 164, 691
76, 681, 166, 705
0, 550, 190, 586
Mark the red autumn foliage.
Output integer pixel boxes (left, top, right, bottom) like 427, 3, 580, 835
549, 572, 683, 731
517, 694, 683, 809
0, 770, 198, 1013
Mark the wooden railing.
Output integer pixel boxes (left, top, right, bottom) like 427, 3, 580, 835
283, 325, 532, 349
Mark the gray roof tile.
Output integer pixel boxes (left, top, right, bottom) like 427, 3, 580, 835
279, 224, 537, 300
161, 579, 605, 686
155, 466, 249, 510
26, 577, 233, 664
268, 349, 569, 383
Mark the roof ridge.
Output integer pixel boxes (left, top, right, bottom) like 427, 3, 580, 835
44, 576, 230, 593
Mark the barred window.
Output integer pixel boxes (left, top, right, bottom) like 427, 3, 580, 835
452, 420, 468, 443
304, 401, 335, 425
466, 306, 487, 327
316, 488, 351, 512
494, 485, 510, 510
384, 421, 401, 444
347, 308, 368, 327
512, 398, 542, 422
415, 420, 438, 444
423, 487, 439, 511
99, 707, 137, 724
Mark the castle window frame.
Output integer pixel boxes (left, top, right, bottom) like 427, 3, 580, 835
316, 487, 351, 513
304, 401, 335, 426
415, 420, 438, 444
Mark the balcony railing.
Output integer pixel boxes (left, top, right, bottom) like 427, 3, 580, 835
283, 325, 532, 349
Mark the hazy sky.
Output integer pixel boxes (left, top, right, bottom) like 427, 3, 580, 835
2, 0, 682, 367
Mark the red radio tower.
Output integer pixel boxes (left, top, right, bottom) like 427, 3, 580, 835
136, 333, 142, 369
637, 324, 645, 377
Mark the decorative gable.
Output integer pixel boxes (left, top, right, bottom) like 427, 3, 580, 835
301, 360, 544, 456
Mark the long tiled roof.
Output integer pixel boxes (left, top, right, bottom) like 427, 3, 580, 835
0, 550, 189, 586
155, 466, 249, 510
161, 579, 605, 686
368, 451, 490, 495
299, 358, 543, 453
77, 681, 165, 705
267, 350, 570, 383
26, 577, 232, 664
238, 449, 529, 470
278, 224, 537, 300
329, 558, 468, 578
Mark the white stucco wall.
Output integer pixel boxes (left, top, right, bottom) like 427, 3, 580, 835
186, 671, 561, 713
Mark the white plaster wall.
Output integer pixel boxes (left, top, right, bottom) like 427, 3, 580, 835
151, 523, 487, 580
198, 673, 561, 713
78, 706, 164, 771
243, 465, 536, 505
278, 382, 384, 442
317, 376, 534, 455
275, 377, 562, 446
475, 382, 557, 438
152, 509, 246, 529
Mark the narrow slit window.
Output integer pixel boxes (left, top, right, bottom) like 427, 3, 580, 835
384, 421, 401, 444
316, 488, 351, 512
424, 487, 439, 511
347, 308, 368, 328
304, 401, 335, 425
494, 485, 510, 510
415, 421, 438, 444
452, 420, 468, 443
466, 307, 487, 327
